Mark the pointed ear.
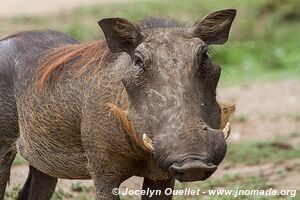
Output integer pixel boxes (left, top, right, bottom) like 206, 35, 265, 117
98, 18, 144, 54
192, 9, 236, 45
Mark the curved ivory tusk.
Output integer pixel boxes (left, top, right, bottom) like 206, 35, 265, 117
223, 122, 231, 139
143, 134, 154, 151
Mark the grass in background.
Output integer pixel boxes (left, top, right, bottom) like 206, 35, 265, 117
13, 153, 27, 166
4, 185, 21, 200
0, 0, 299, 86
2, 1, 299, 199
225, 132, 300, 166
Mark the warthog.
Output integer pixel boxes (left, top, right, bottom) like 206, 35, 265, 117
0, 9, 236, 200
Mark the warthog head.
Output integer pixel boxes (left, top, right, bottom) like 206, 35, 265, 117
99, 9, 236, 182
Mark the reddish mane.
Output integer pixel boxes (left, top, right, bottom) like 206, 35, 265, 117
36, 40, 109, 88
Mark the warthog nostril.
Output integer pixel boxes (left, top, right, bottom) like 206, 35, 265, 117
169, 160, 217, 182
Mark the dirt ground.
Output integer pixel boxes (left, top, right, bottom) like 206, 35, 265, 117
219, 79, 300, 142
1, 1, 299, 198
6, 80, 300, 199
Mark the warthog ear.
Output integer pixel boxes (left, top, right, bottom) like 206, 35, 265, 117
98, 18, 144, 54
192, 9, 236, 45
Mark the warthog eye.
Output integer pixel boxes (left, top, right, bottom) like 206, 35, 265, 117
197, 45, 213, 78
132, 52, 146, 85
199, 45, 210, 61
133, 53, 145, 69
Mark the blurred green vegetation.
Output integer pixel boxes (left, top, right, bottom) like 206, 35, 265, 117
2, 1, 300, 199
225, 131, 300, 166
1, 0, 300, 85
12, 153, 27, 166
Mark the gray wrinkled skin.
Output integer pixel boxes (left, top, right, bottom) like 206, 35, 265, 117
0, 9, 236, 200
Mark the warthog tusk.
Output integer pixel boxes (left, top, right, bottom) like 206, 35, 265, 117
143, 134, 154, 151
223, 122, 231, 139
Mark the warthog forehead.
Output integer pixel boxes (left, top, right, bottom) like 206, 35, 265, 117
137, 30, 206, 82
140, 28, 205, 58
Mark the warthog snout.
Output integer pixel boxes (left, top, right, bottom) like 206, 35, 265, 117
143, 122, 231, 152
169, 158, 217, 182
152, 126, 227, 182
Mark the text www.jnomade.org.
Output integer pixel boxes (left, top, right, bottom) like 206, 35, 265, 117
112, 187, 297, 198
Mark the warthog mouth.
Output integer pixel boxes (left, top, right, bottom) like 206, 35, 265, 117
169, 158, 217, 182
142, 122, 231, 152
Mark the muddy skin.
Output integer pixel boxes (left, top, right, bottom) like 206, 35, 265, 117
0, 9, 236, 200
